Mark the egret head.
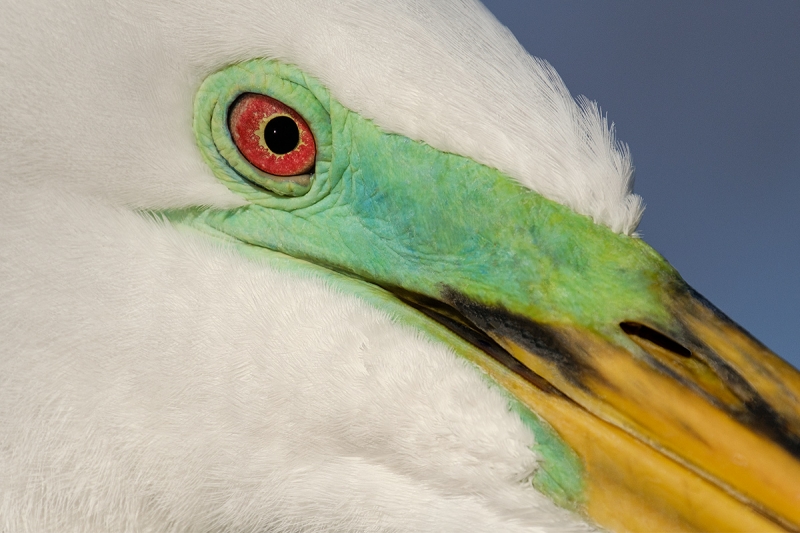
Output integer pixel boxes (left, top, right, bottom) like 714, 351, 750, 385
2, 0, 799, 531
175, 58, 800, 532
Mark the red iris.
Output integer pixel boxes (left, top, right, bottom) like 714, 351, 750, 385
228, 93, 316, 176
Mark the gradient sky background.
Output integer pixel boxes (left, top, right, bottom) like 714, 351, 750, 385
480, 0, 800, 369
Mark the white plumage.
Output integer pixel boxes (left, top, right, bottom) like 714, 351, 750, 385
0, 0, 646, 530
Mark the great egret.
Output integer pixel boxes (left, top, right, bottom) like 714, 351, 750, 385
1, 0, 798, 531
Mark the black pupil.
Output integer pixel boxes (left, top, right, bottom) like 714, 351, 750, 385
263, 115, 300, 155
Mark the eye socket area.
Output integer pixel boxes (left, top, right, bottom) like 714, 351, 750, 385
228, 93, 316, 177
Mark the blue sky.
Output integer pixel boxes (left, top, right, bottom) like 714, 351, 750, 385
481, 0, 800, 369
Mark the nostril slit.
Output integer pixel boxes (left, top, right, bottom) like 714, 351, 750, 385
620, 322, 692, 358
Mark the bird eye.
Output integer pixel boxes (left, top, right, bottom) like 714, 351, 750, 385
228, 93, 316, 177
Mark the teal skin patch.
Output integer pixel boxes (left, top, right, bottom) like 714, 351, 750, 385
167, 59, 687, 513
189, 60, 678, 335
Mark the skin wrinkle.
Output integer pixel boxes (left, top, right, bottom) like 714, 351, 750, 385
337, 130, 436, 267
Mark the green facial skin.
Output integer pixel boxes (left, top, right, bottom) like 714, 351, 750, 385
163, 59, 686, 512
